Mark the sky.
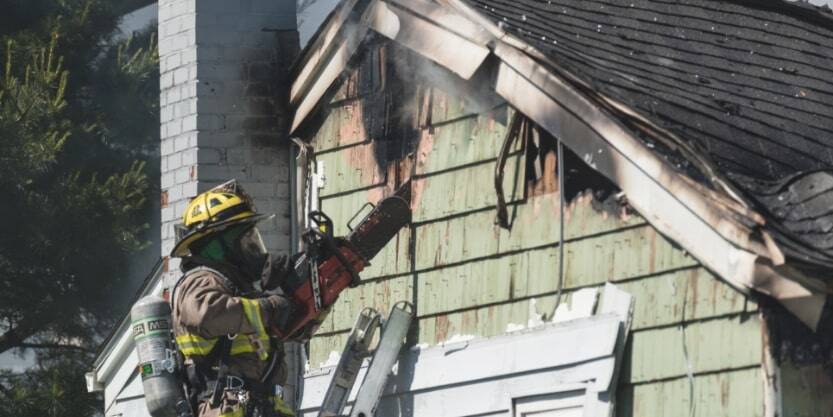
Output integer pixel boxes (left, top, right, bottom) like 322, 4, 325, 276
298, 0, 341, 46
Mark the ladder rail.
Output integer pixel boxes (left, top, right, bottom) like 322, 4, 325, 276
348, 302, 413, 417
317, 308, 382, 417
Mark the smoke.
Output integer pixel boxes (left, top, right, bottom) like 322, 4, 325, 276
390, 45, 504, 121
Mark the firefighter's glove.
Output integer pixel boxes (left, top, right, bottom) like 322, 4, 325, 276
261, 253, 292, 292
264, 294, 296, 335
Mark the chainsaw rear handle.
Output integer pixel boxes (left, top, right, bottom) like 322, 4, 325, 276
307, 211, 334, 237
303, 210, 364, 288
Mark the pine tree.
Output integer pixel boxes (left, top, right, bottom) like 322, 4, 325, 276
0, 1, 158, 415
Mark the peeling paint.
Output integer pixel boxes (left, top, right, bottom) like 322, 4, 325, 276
299, 27, 768, 417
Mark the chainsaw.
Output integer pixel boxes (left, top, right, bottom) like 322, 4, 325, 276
271, 183, 411, 340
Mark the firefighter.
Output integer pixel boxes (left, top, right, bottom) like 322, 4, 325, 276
170, 180, 297, 417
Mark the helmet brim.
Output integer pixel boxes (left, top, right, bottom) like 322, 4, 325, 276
170, 213, 275, 258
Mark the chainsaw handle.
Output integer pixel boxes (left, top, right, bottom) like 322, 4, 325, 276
346, 202, 375, 232
308, 211, 334, 238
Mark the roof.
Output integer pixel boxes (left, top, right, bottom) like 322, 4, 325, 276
464, 0, 833, 268
287, 0, 831, 328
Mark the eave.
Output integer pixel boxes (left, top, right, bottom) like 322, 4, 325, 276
287, 0, 827, 329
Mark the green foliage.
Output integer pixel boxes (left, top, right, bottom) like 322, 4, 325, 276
0, 0, 160, 415
0, 35, 70, 185
0, 351, 99, 417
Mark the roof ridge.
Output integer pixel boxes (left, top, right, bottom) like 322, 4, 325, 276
716, 0, 833, 31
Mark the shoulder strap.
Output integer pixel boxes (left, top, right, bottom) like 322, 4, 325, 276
208, 335, 235, 407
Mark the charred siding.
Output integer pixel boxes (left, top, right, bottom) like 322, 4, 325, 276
301, 39, 762, 417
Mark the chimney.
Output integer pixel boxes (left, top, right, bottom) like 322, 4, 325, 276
157, 0, 299, 280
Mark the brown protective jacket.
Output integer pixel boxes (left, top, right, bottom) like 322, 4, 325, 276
171, 266, 294, 417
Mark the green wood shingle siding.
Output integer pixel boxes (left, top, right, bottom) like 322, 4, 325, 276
627, 316, 761, 383
316, 142, 385, 197
301, 47, 763, 415
415, 107, 515, 176
310, 103, 368, 153
412, 154, 525, 223
620, 367, 764, 417
618, 268, 754, 330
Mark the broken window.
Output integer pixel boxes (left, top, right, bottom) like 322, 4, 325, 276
495, 114, 629, 229
526, 124, 622, 205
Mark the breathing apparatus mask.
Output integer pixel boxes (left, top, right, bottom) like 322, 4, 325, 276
235, 226, 272, 282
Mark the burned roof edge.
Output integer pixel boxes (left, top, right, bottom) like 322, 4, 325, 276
721, 0, 833, 31
286, 0, 828, 329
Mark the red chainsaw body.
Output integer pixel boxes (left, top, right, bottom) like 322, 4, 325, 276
272, 191, 411, 341
273, 243, 366, 340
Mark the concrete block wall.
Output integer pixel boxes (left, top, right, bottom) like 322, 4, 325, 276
158, 0, 299, 284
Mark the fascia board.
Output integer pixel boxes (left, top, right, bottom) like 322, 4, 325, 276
369, 0, 490, 80
290, 4, 375, 133
290, 0, 494, 134
383, 0, 493, 45
95, 326, 133, 390
291, 0, 366, 104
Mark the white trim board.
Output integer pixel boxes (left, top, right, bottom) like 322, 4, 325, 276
299, 285, 633, 417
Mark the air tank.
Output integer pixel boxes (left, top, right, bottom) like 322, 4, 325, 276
131, 295, 189, 417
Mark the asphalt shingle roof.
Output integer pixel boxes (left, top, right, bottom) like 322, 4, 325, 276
465, 0, 833, 265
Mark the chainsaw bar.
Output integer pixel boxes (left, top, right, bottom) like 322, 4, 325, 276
347, 184, 411, 262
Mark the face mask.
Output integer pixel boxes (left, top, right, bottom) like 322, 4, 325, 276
236, 226, 270, 281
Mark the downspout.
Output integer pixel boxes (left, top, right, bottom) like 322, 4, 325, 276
286, 138, 312, 412
290, 140, 301, 253
291, 138, 312, 251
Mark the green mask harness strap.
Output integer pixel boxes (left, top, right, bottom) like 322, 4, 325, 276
196, 225, 249, 262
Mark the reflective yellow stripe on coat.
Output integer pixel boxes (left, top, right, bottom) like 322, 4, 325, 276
175, 333, 218, 356
176, 298, 271, 360
239, 298, 270, 360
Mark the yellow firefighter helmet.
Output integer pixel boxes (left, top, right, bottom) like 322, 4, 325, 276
171, 180, 272, 257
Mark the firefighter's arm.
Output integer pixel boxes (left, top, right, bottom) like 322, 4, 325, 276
176, 274, 293, 339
